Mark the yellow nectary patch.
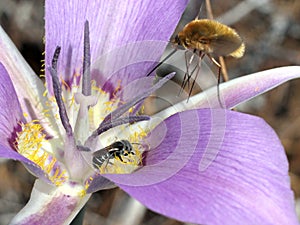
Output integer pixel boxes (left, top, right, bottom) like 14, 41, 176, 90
16, 122, 68, 186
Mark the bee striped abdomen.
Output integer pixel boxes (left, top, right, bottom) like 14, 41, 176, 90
92, 152, 112, 168
92, 140, 135, 170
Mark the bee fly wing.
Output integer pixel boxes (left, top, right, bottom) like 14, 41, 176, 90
210, 36, 244, 57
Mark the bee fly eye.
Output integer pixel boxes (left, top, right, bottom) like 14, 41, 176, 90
174, 35, 180, 45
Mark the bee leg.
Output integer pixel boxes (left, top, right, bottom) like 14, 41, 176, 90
114, 152, 124, 162
103, 159, 110, 170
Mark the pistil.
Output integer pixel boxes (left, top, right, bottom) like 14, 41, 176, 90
82, 20, 91, 96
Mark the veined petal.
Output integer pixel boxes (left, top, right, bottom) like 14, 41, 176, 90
10, 179, 91, 225
0, 144, 48, 183
154, 66, 300, 120
0, 27, 60, 137
0, 27, 47, 122
45, 0, 188, 93
203, 66, 300, 109
0, 63, 65, 184
106, 109, 298, 225
0, 62, 24, 149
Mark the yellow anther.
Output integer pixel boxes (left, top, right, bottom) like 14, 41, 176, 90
112, 80, 122, 99
43, 89, 48, 97
16, 122, 68, 186
61, 78, 71, 91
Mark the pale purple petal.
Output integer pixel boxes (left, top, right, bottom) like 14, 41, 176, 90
0, 144, 48, 183
10, 179, 90, 225
191, 66, 300, 109
0, 27, 49, 124
154, 66, 300, 121
0, 63, 52, 182
0, 62, 24, 149
105, 109, 297, 225
86, 174, 116, 193
45, 0, 188, 93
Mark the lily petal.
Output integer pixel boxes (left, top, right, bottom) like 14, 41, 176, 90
106, 109, 298, 225
0, 62, 24, 149
208, 66, 300, 109
0, 144, 48, 183
155, 66, 300, 120
0, 27, 50, 124
10, 179, 90, 225
0, 63, 53, 181
45, 0, 188, 92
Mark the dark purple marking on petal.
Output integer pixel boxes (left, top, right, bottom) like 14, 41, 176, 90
86, 74, 174, 145
45, 0, 189, 91
105, 109, 298, 224
0, 63, 25, 150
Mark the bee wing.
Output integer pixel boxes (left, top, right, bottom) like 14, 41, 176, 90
93, 148, 107, 158
93, 145, 117, 157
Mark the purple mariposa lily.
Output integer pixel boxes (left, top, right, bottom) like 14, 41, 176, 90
0, 0, 299, 225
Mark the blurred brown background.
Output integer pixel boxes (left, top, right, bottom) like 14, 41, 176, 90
0, 0, 300, 224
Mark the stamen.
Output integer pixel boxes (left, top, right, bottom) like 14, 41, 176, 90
49, 46, 73, 136
82, 20, 91, 96
16, 122, 68, 186
102, 72, 175, 124
51, 46, 60, 71
93, 115, 150, 136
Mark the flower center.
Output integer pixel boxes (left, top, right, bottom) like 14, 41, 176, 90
16, 20, 175, 190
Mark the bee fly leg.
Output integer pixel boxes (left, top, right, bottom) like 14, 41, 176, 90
179, 50, 197, 96
187, 55, 202, 102
207, 54, 224, 108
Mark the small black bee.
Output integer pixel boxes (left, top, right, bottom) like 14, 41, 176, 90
92, 140, 135, 169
